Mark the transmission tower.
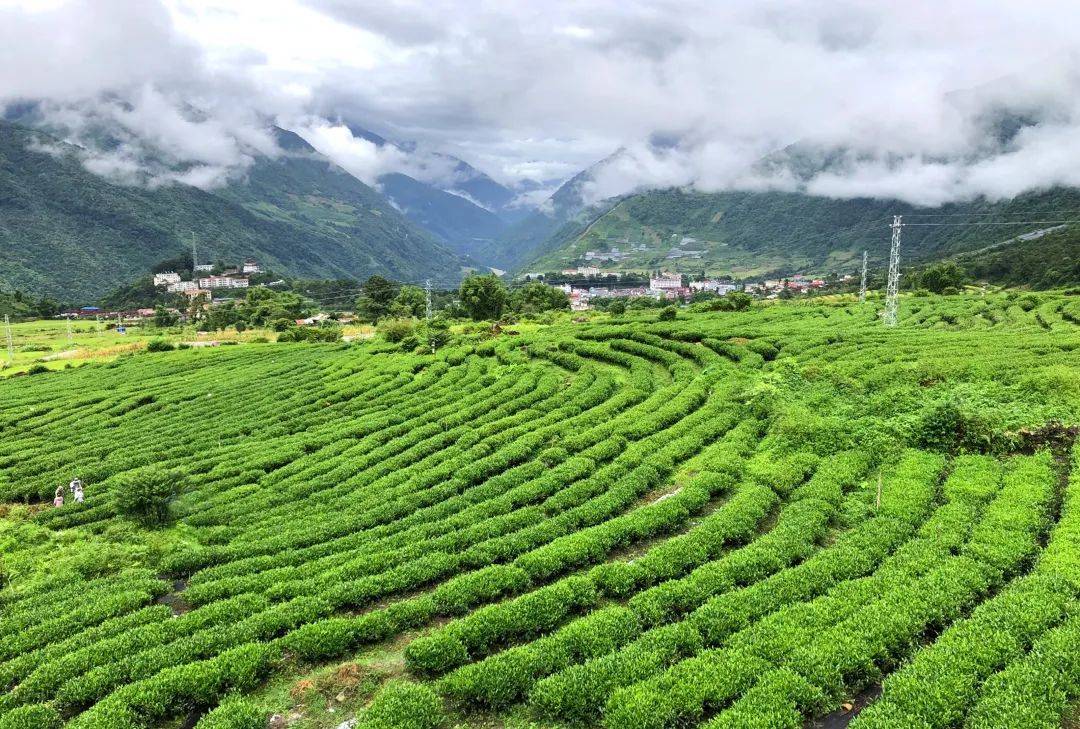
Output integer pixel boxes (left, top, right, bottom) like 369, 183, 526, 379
66, 316, 73, 344
425, 279, 433, 321
4, 315, 13, 361
858, 250, 868, 303
191, 231, 198, 270
884, 215, 903, 326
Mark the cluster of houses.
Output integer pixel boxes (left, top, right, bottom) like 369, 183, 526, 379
557, 272, 739, 311
152, 259, 262, 299
745, 275, 827, 296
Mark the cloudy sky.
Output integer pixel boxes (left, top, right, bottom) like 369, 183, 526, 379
3, 0, 1080, 206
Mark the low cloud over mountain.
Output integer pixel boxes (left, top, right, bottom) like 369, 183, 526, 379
4, 0, 1080, 207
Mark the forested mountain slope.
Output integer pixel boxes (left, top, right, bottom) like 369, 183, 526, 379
522, 185, 1080, 278
0, 123, 467, 301
952, 225, 1080, 289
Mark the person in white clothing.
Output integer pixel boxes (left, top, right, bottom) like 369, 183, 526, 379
73, 486, 85, 504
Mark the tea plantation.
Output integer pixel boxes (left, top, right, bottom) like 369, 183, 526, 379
1, 293, 1078, 728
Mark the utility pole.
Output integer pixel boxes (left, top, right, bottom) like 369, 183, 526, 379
191, 231, 198, 270
66, 316, 73, 345
858, 250, 868, 303
4, 315, 13, 361
425, 279, 433, 321
884, 215, 903, 326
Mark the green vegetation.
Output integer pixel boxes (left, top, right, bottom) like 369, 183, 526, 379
520, 184, 1080, 283
0, 291, 1078, 728
0, 122, 465, 302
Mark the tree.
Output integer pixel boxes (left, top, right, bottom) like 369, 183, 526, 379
459, 274, 508, 321
186, 293, 209, 327
421, 318, 452, 351
113, 466, 182, 526
356, 275, 399, 323
390, 285, 427, 319
153, 306, 179, 328
510, 282, 570, 315
658, 306, 677, 321
242, 287, 307, 327
919, 262, 967, 294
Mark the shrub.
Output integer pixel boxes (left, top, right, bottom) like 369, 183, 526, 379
0, 704, 62, 729
361, 681, 444, 729
113, 466, 183, 526
145, 339, 175, 353
1017, 294, 1041, 311
195, 696, 265, 729
916, 399, 1008, 454
26, 364, 49, 375
658, 306, 677, 321
380, 318, 417, 344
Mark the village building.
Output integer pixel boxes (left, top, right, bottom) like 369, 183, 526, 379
649, 272, 683, 293
198, 275, 250, 290
166, 280, 199, 293
153, 272, 182, 287
242, 259, 262, 274
569, 291, 590, 311
690, 280, 738, 295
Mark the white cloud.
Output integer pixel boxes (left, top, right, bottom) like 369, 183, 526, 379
4, 0, 1080, 207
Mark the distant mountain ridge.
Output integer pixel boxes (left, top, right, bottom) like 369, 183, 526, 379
336, 121, 530, 259
0, 121, 469, 301
520, 183, 1080, 279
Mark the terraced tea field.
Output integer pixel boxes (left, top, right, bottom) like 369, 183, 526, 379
1, 293, 1078, 729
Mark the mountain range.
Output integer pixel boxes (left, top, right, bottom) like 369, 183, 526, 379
0, 120, 471, 301
494, 145, 1080, 283
1, 101, 1078, 302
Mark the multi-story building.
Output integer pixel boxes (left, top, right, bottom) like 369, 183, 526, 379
690, 280, 738, 295
198, 276, 250, 290
153, 272, 182, 287
166, 280, 199, 293
649, 273, 683, 293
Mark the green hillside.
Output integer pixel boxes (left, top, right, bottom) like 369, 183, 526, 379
0, 123, 467, 302
377, 172, 507, 257
952, 225, 1080, 289
523, 185, 1080, 278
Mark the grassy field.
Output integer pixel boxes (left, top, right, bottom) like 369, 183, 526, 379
0, 292, 1078, 729
0, 319, 376, 377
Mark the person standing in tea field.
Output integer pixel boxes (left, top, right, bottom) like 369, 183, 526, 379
53, 486, 64, 508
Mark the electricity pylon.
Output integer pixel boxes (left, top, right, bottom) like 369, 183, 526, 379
858, 250, 868, 303
884, 216, 903, 326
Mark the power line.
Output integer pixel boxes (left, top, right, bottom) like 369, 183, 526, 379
902, 221, 1080, 226
901, 209, 1080, 218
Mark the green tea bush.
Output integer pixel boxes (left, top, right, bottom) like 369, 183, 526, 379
362, 681, 444, 729
195, 695, 265, 729
0, 704, 62, 729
